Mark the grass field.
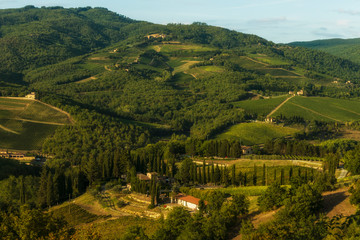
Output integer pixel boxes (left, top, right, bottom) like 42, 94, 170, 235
74, 216, 160, 240
233, 95, 288, 116
0, 98, 72, 150
216, 122, 299, 145
248, 54, 291, 65
273, 96, 360, 122
51, 203, 106, 226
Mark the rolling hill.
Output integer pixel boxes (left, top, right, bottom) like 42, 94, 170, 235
1, 6, 360, 146
290, 38, 360, 64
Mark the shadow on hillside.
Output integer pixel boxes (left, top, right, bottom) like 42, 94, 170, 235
322, 190, 347, 214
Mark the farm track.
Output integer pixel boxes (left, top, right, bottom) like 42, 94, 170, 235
34, 99, 75, 124
267, 95, 294, 118
13, 117, 66, 126
0, 124, 19, 134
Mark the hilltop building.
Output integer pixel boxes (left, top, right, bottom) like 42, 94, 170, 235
25, 92, 36, 99
241, 146, 253, 155
146, 34, 166, 39
172, 194, 207, 210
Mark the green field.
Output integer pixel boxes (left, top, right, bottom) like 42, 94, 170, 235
0, 98, 72, 150
216, 122, 299, 145
273, 96, 360, 122
51, 204, 106, 226
249, 54, 291, 65
234, 95, 288, 116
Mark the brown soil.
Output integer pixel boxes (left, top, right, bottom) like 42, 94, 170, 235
251, 209, 278, 228
322, 187, 356, 218
341, 129, 360, 141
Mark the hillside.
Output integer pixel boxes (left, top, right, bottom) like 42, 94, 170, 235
0, 97, 72, 150
290, 38, 360, 64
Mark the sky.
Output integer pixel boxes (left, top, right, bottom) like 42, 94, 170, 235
0, 0, 360, 43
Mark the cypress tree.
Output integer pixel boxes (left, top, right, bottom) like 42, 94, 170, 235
214, 164, 221, 185
274, 169, 277, 183
46, 174, 54, 207
244, 172, 247, 186
253, 164, 257, 186
289, 167, 293, 181
231, 165, 236, 186
211, 163, 215, 183
238, 171, 243, 186
202, 160, 206, 184
207, 165, 210, 183
198, 166, 202, 184
193, 163, 197, 183
19, 176, 26, 205
262, 164, 266, 186
298, 168, 301, 177
280, 169, 284, 185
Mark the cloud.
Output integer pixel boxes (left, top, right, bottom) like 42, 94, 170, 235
336, 19, 350, 26
248, 17, 288, 25
336, 9, 360, 16
311, 27, 344, 39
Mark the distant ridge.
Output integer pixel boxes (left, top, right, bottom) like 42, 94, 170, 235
290, 38, 360, 63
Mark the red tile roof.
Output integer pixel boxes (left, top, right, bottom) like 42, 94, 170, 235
178, 195, 207, 205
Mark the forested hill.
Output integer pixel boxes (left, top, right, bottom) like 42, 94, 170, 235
0, 6, 145, 73
0, 6, 268, 74
290, 38, 360, 64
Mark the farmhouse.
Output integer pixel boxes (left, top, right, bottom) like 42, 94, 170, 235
174, 194, 207, 210
146, 172, 158, 179
241, 146, 253, 155
25, 92, 36, 99
265, 117, 275, 123
146, 34, 166, 39
137, 173, 150, 181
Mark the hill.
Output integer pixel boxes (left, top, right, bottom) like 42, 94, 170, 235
1, 7, 360, 158
0, 97, 72, 150
290, 38, 360, 64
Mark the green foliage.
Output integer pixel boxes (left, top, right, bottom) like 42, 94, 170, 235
344, 148, 360, 175
50, 204, 104, 226
349, 180, 360, 207
0, 206, 74, 239
291, 38, 360, 64
257, 182, 287, 211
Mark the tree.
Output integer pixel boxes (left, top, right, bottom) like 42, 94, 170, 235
231, 165, 236, 186
207, 191, 225, 213
285, 184, 323, 219
253, 165, 257, 186
258, 182, 287, 211
179, 158, 193, 184
262, 164, 266, 186
122, 226, 149, 240
231, 193, 249, 216
344, 150, 360, 175
152, 207, 191, 240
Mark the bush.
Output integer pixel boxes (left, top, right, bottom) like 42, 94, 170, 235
257, 182, 287, 211
116, 200, 127, 208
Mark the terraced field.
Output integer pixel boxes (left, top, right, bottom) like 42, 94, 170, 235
0, 98, 72, 150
